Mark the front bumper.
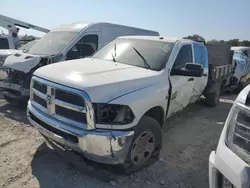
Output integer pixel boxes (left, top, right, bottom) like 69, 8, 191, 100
0, 80, 29, 99
209, 141, 250, 188
27, 101, 135, 164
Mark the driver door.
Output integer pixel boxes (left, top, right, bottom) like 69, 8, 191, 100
168, 44, 195, 117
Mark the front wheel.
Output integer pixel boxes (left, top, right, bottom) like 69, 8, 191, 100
122, 116, 162, 173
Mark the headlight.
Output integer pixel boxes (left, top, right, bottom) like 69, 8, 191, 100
93, 103, 134, 125
226, 102, 250, 164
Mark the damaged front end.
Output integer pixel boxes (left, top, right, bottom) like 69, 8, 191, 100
27, 76, 135, 164
0, 52, 62, 102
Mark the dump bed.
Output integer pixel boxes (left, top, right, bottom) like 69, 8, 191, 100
206, 43, 234, 81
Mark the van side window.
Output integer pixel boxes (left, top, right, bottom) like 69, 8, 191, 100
0, 38, 10, 49
173, 45, 193, 69
67, 34, 98, 60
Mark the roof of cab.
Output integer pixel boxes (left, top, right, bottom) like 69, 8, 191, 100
118, 35, 194, 43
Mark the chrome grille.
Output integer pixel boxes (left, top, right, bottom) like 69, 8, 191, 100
30, 76, 95, 130
33, 94, 46, 108
33, 80, 47, 94
55, 89, 85, 107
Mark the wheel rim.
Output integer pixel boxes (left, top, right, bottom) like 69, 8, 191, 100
130, 131, 155, 166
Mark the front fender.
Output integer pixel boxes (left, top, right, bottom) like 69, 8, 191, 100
108, 81, 169, 126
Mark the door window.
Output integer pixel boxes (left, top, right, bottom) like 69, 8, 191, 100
173, 45, 193, 69
67, 34, 98, 60
193, 43, 208, 68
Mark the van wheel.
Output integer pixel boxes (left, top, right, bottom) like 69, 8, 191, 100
122, 116, 162, 173
205, 84, 220, 107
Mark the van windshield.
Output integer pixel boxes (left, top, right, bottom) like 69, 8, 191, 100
92, 38, 174, 71
27, 31, 78, 55
18, 40, 38, 51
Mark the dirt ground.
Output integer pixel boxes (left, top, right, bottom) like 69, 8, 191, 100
0, 95, 236, 188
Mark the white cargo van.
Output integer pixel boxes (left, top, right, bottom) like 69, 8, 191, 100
0, 22, 159, 104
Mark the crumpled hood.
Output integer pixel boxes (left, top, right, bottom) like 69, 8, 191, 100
34, 58, 161, 103
0, 49, 21, 56
3, 52, 41, 73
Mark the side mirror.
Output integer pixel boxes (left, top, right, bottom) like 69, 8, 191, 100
171, 63, 204, 77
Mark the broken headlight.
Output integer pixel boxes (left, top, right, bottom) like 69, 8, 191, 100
226, 102, 250, 164
93, 103, 134, 125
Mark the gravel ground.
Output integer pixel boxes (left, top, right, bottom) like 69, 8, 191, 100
0, 95, 236, 188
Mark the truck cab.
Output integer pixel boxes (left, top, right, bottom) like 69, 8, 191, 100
27, 36, 232, 172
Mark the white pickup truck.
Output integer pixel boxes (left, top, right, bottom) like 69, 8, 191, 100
27, 36, 233, 172
209, 84, 250, 188
0, 22, 159, 104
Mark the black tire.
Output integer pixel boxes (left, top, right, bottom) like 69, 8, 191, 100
4, 95, 27, 107
235, 82, 244, 93
121, 116, 162, 173
220, 80, 226, 95
205, 84, 221, 107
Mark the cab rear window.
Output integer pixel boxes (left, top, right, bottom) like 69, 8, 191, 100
0, 38, 10, 49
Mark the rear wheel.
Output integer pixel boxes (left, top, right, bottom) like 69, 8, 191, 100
205, 84, 221, 107
122, 116, 162, 173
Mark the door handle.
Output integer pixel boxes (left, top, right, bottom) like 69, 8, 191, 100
203, 73, 208, 76
188, 78, 194, 82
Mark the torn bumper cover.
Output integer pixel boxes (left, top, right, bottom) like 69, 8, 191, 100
0, 80, 29, 98
27, 101, 134, 164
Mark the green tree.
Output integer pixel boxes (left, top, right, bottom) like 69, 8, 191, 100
207, 39, 219, 44
242, 40, 250, 46
183, 34, 205, 42
225, 39, 239, 46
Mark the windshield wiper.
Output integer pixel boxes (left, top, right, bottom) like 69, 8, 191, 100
111, 43, 116, 62
132, 47, 151, 69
